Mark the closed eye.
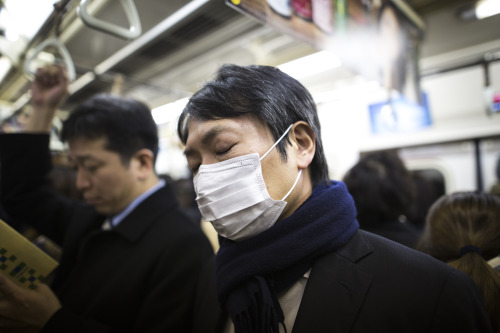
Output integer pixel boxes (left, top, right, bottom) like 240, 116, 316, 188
83, 165, 100, 173
215, 144, 235, 157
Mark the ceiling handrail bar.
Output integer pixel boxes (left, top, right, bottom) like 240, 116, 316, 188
77, 0, 142, 40
23, 37, 76, 81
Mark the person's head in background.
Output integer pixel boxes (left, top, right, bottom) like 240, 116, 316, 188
177, 64, 330, 224
417, 191, 500, 332
407, 169, 446, 230
343, 150, 416, 227
61, 93, 159, 215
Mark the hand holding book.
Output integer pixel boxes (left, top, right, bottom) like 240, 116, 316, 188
0, 219, 61, 329
0, 219, 58, 289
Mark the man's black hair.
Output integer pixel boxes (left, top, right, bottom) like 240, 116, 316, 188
61, 93, 159, 165
177, 64, 329, 187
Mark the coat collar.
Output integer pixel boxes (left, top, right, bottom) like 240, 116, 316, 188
292, 231, 374, 333
111, 184, 178, 242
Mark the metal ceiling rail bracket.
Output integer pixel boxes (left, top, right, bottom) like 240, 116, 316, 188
77, 0, 142, 40
23, 37, 76, 81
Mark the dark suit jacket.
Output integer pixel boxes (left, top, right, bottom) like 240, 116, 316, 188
361, 219, 422, 248
292, 230, 493, 333
0, 134, 217, 333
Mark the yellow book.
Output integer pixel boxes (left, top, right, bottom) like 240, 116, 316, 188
0, 219, 59, 289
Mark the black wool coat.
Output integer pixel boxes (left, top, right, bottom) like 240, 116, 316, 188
0, 134, 218, 333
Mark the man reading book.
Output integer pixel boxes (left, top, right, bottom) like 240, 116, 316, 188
0, 65, 219, 333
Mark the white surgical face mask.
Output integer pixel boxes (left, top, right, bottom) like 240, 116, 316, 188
193, 124, 302, 241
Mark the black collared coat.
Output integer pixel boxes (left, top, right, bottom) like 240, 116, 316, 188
0, 133, 217, 333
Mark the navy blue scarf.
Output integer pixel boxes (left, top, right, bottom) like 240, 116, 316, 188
216, 181, 359, 333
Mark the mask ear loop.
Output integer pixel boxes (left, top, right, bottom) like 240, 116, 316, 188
258, 123, 300, 201
282, 169, 302, 201
260, 124, 294, 161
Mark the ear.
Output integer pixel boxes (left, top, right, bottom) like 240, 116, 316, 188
289, 121, 315, 170
132, 148, 155, 180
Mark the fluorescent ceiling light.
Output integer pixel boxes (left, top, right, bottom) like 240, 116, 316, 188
3, 0, 55, 40
475, 0, 500, 19
152, 98, 189, 125
277, 51, 342, 80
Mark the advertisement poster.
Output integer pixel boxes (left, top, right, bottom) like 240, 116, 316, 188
226, 0, 430, 134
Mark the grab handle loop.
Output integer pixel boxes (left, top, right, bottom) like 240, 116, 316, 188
23, 37, 76, 81
77, 0, 142, 40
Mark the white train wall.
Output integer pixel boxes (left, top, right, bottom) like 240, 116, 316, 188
318, 58, 500, 193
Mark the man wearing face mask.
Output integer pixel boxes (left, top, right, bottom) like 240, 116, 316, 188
177, 64, 494, 333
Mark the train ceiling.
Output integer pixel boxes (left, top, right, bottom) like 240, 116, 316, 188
0, 0, 499, 114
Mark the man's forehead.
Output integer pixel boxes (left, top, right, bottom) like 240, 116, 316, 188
188, 116, 266, 138
187, 119, 240, 141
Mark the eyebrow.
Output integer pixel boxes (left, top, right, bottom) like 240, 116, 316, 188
184, 125, 228, 158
